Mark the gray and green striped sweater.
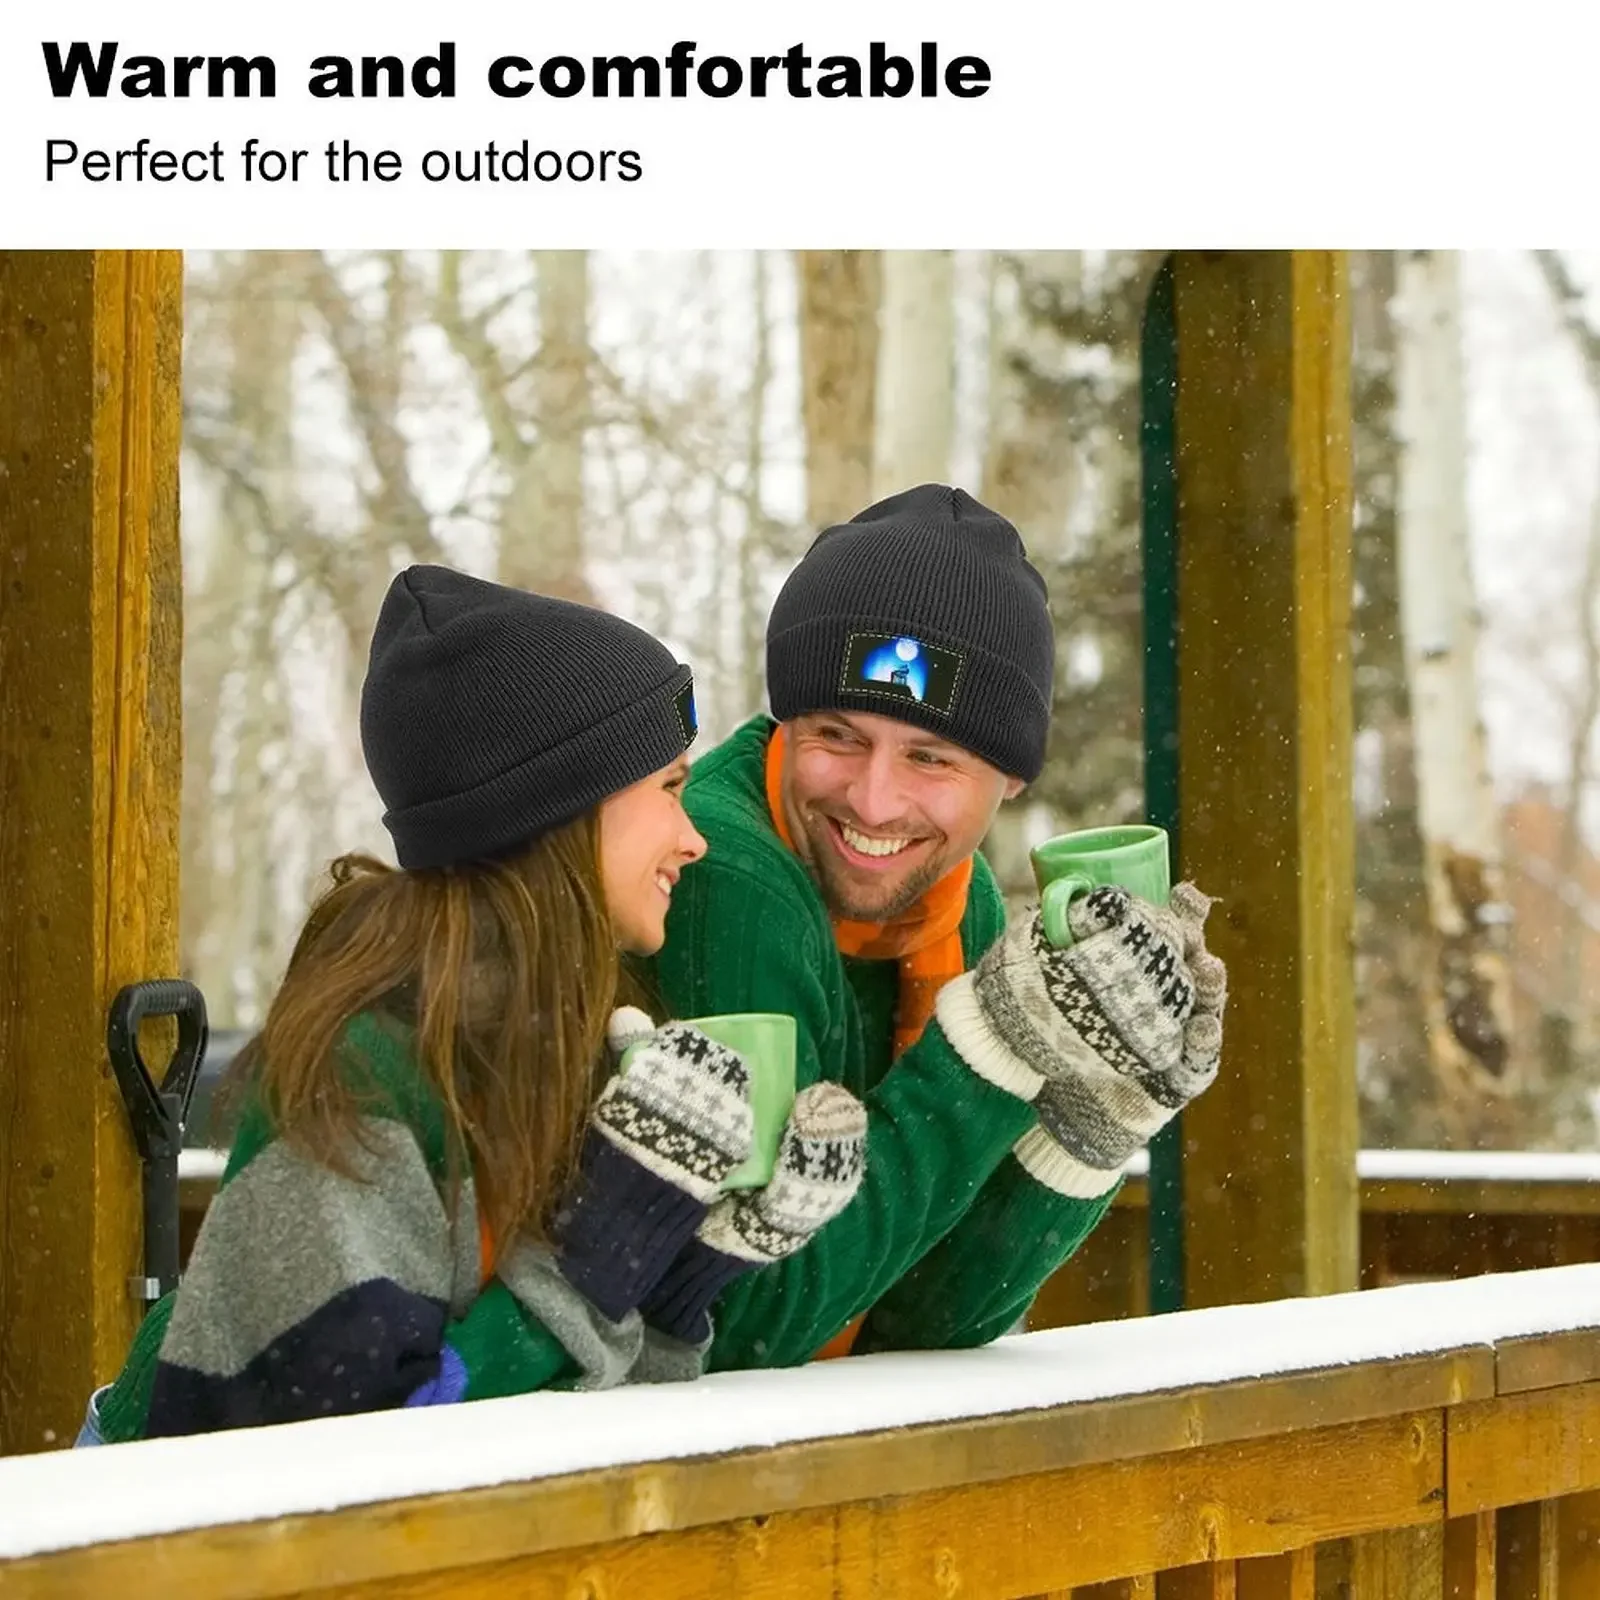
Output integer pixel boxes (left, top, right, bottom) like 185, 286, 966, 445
97, 1012, 699, 1442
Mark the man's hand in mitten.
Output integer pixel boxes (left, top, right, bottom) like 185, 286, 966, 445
638, 1081, 868, 1345
935, 881, 1226, 1196
551, 1009, 755, 1323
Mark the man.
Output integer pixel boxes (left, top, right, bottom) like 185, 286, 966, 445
641, 483, 1226, 1368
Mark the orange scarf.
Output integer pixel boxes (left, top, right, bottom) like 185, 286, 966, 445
764, 725, 970, 1057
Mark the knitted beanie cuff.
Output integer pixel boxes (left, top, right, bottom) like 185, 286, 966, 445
934, 972, 1048, 1103
384, 662, 695, 869
553, 1134, 712, 1324
1011, 1125, 1126, 1199
638, 1236, 751, 1346
767, 614, 1048, 781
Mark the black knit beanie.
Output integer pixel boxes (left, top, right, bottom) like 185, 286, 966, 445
766, 484, 1054, 781
360, 565, 697, 870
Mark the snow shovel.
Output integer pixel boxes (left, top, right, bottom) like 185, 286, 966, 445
106, 979, 209, 1303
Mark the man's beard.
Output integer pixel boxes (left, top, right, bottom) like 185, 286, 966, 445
799, 812, 949, 922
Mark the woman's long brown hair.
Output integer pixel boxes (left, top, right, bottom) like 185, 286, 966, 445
237, 812, 617, 1249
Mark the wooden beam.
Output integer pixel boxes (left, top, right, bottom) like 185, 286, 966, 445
1448, 1386, 1600, 1515
1496, 1332, 1600, 1397
0, 251, 184, 1454
0, 1411, 1444, 1600
1171, 250, 1358, 1305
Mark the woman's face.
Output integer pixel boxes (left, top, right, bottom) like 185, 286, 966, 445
598, 755, 707, 955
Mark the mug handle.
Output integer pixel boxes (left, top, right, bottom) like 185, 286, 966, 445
1040, 873, 1096, 949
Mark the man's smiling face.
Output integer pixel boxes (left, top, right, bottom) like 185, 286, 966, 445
779, 710, 1023, 922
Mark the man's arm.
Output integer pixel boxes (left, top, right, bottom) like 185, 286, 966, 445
849, 1141, 1119, 1352
649, 850, 1040, 1370
857, 880, 1228, 1352
845, 863, 1121, 1353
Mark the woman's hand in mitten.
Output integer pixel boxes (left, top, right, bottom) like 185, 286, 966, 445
637, 1081, 868, 1345
937, 882, 1226, 1196
551, 1009, 754, 1323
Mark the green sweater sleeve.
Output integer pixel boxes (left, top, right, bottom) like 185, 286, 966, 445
848, 870, 1122, 1353
650, 848, 1037, 1371
851, 1157, 1120, 1352
445, 1280, 577, 1399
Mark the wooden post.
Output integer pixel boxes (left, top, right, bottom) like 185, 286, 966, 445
1236, 1548, 1315, 1600
1075, 1580, 1157, 1600
1159, 1562, 1238, 1600
0, 251, 184, 1453
1445, 1512, 1497, 1600
1556, 1491, 1600, 1597
1171, 251, 1359, 1305
1497, 1501, 1558, 1599
1349, 1525, 1444, 1597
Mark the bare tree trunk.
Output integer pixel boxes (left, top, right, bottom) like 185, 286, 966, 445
1393, 249, 1513, 1083
1347, 250, 1447, 1145
980, 251, 1083, 543
1532, 251, 1600, 1091
1557, 494, 1600, 1018
739, 250, 774, 714
978, 252, 1089, 894
796, 250, 881, 529
501, 251, 591, 602
873, 251, 954, 496
180, 254, 306, 1025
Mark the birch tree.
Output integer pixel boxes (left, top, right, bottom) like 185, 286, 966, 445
796, 251, 880, 529
978, 252, 1157, 892
873, 251, 954, 496
1393, 249, 1514, 1087
1527, 252, 1600, 1112
1348, 250, 1439, 1145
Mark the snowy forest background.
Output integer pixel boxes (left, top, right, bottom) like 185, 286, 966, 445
176, 249, 1600, 1153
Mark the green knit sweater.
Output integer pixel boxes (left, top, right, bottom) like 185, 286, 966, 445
641, 716, 1118, 1368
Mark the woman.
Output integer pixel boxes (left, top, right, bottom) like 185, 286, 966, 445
80, 565, 866, 1443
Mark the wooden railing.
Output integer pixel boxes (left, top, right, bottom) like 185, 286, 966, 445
1029, 1150, 1600, 1332
4, 1264, 1600, 1598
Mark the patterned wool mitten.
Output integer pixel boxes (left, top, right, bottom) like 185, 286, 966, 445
552, 1010, 755, 1323
639, 1082, 868, 1344
936, 881, 1226, 1198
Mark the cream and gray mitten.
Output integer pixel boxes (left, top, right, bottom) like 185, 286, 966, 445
935, 882, 1226, 1197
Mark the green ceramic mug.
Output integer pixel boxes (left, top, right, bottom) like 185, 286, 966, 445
626, 1012, 797, 1191
1031, 824, 1171, 949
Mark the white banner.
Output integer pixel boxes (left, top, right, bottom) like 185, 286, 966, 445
2, 0, 1598, 247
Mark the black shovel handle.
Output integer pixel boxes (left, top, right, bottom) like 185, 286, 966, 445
107, 979, 209, 1300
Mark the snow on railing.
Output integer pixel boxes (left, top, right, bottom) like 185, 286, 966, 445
4, 1263, 1599, 1563
1113, 1147, 1600, 1183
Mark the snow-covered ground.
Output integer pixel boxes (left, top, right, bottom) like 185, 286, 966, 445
5, 1263, 1598, 1562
